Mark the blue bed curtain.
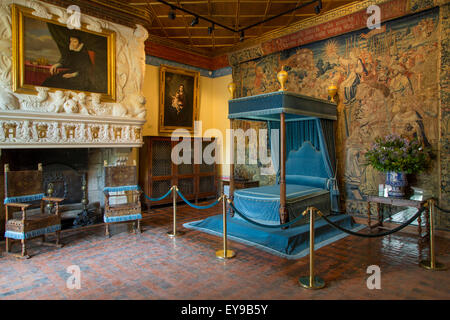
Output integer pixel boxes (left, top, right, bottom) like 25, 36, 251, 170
318, 119, 340, 213
268, 118, 340, 213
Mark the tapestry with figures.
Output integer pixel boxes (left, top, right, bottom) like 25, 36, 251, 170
232, 7, 440, 215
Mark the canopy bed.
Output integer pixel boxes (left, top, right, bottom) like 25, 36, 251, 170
228, 90, 339, 228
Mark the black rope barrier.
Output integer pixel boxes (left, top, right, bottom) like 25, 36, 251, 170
435, 204, 450, 214
315, 206, 426, 238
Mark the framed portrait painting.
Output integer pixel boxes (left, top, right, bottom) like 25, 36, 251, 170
159, 65, 199, 134
11, 4, 116, 101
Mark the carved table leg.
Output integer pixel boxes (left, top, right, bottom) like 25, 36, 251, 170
377, 203, 382, 227
21, 239, 27, 257
418, 208, 422, 238
5, 237, 10, 253
105, 223, 110, 238
137, 219, 142, 233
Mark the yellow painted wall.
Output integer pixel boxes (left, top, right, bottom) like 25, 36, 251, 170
210, 74, 232, 177
141, 64, 232, 177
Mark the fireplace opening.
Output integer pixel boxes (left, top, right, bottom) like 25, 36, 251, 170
0, 148, 102, 232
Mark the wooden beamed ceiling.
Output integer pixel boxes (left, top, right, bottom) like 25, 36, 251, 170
124, 0, 360, 56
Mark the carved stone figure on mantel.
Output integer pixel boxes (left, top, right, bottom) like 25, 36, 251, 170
63, 98, 79, 114
35, 86, 49, 103
48, 91, 68, 113
125, 94, 146, 119
0, 85, 19, 110
89, 93, 107, 116
111, 103, 128, 117
73, 92, 91, 115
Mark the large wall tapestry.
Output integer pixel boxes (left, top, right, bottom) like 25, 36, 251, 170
233, 8, 440, 215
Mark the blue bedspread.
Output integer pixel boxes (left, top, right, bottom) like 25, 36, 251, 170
232, 184, 330, 227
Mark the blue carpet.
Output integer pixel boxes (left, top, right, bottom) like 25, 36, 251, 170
183, 214, 366, 259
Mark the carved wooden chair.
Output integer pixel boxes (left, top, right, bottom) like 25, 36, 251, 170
3, 163, 64, 259
103, 161, 142, 237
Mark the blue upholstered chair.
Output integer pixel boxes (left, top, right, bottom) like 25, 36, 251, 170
103, 161, 142, 237
3, 163, 64, 259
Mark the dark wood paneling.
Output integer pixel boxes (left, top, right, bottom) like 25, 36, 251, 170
139, 136, 217, 208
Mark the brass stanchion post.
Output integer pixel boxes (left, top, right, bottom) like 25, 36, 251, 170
167, 186, 184, 238
299, 207, 325, 289
420, 199, 446, 270
216, 196, 236, 259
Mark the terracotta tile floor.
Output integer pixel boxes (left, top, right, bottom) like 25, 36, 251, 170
0, 202, 449, 300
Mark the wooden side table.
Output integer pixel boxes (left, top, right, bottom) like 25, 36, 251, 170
365, 193, 432, 239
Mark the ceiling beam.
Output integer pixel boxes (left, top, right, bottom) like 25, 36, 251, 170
175, 0, 195, 48
146, 1, 170, 38
234, 0, 241, 43
207, 0, 215, 50
285, 0, 304, 27
257, 0, 272, 38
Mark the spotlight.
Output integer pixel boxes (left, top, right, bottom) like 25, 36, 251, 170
315, 0, 322, 14
314, 5, 321, 14
168, 8, 176, 20
239, 30, 244, 42
208, 23, 215, 35
190, 16, 199, 26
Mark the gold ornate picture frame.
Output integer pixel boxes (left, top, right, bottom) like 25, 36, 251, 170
12, 4, 116, 102
159, 65, 199, 134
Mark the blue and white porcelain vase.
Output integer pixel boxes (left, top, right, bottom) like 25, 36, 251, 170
385, 171, 408, 197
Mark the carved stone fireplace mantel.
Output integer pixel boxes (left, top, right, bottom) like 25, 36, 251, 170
0, 111, 145, 148
0, 0, 149, 149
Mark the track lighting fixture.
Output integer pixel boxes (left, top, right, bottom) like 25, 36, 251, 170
208, 23, 215, 35
168, 7, 176, 20
190, 16, 199, 26
157, 0, 324, 37
315, 0, 322, 14
239, 30, 244, 42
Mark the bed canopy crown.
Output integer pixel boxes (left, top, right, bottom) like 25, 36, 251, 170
228, 91, 337, 122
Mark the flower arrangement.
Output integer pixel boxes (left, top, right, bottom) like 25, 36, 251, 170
365, 134, 430, 174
